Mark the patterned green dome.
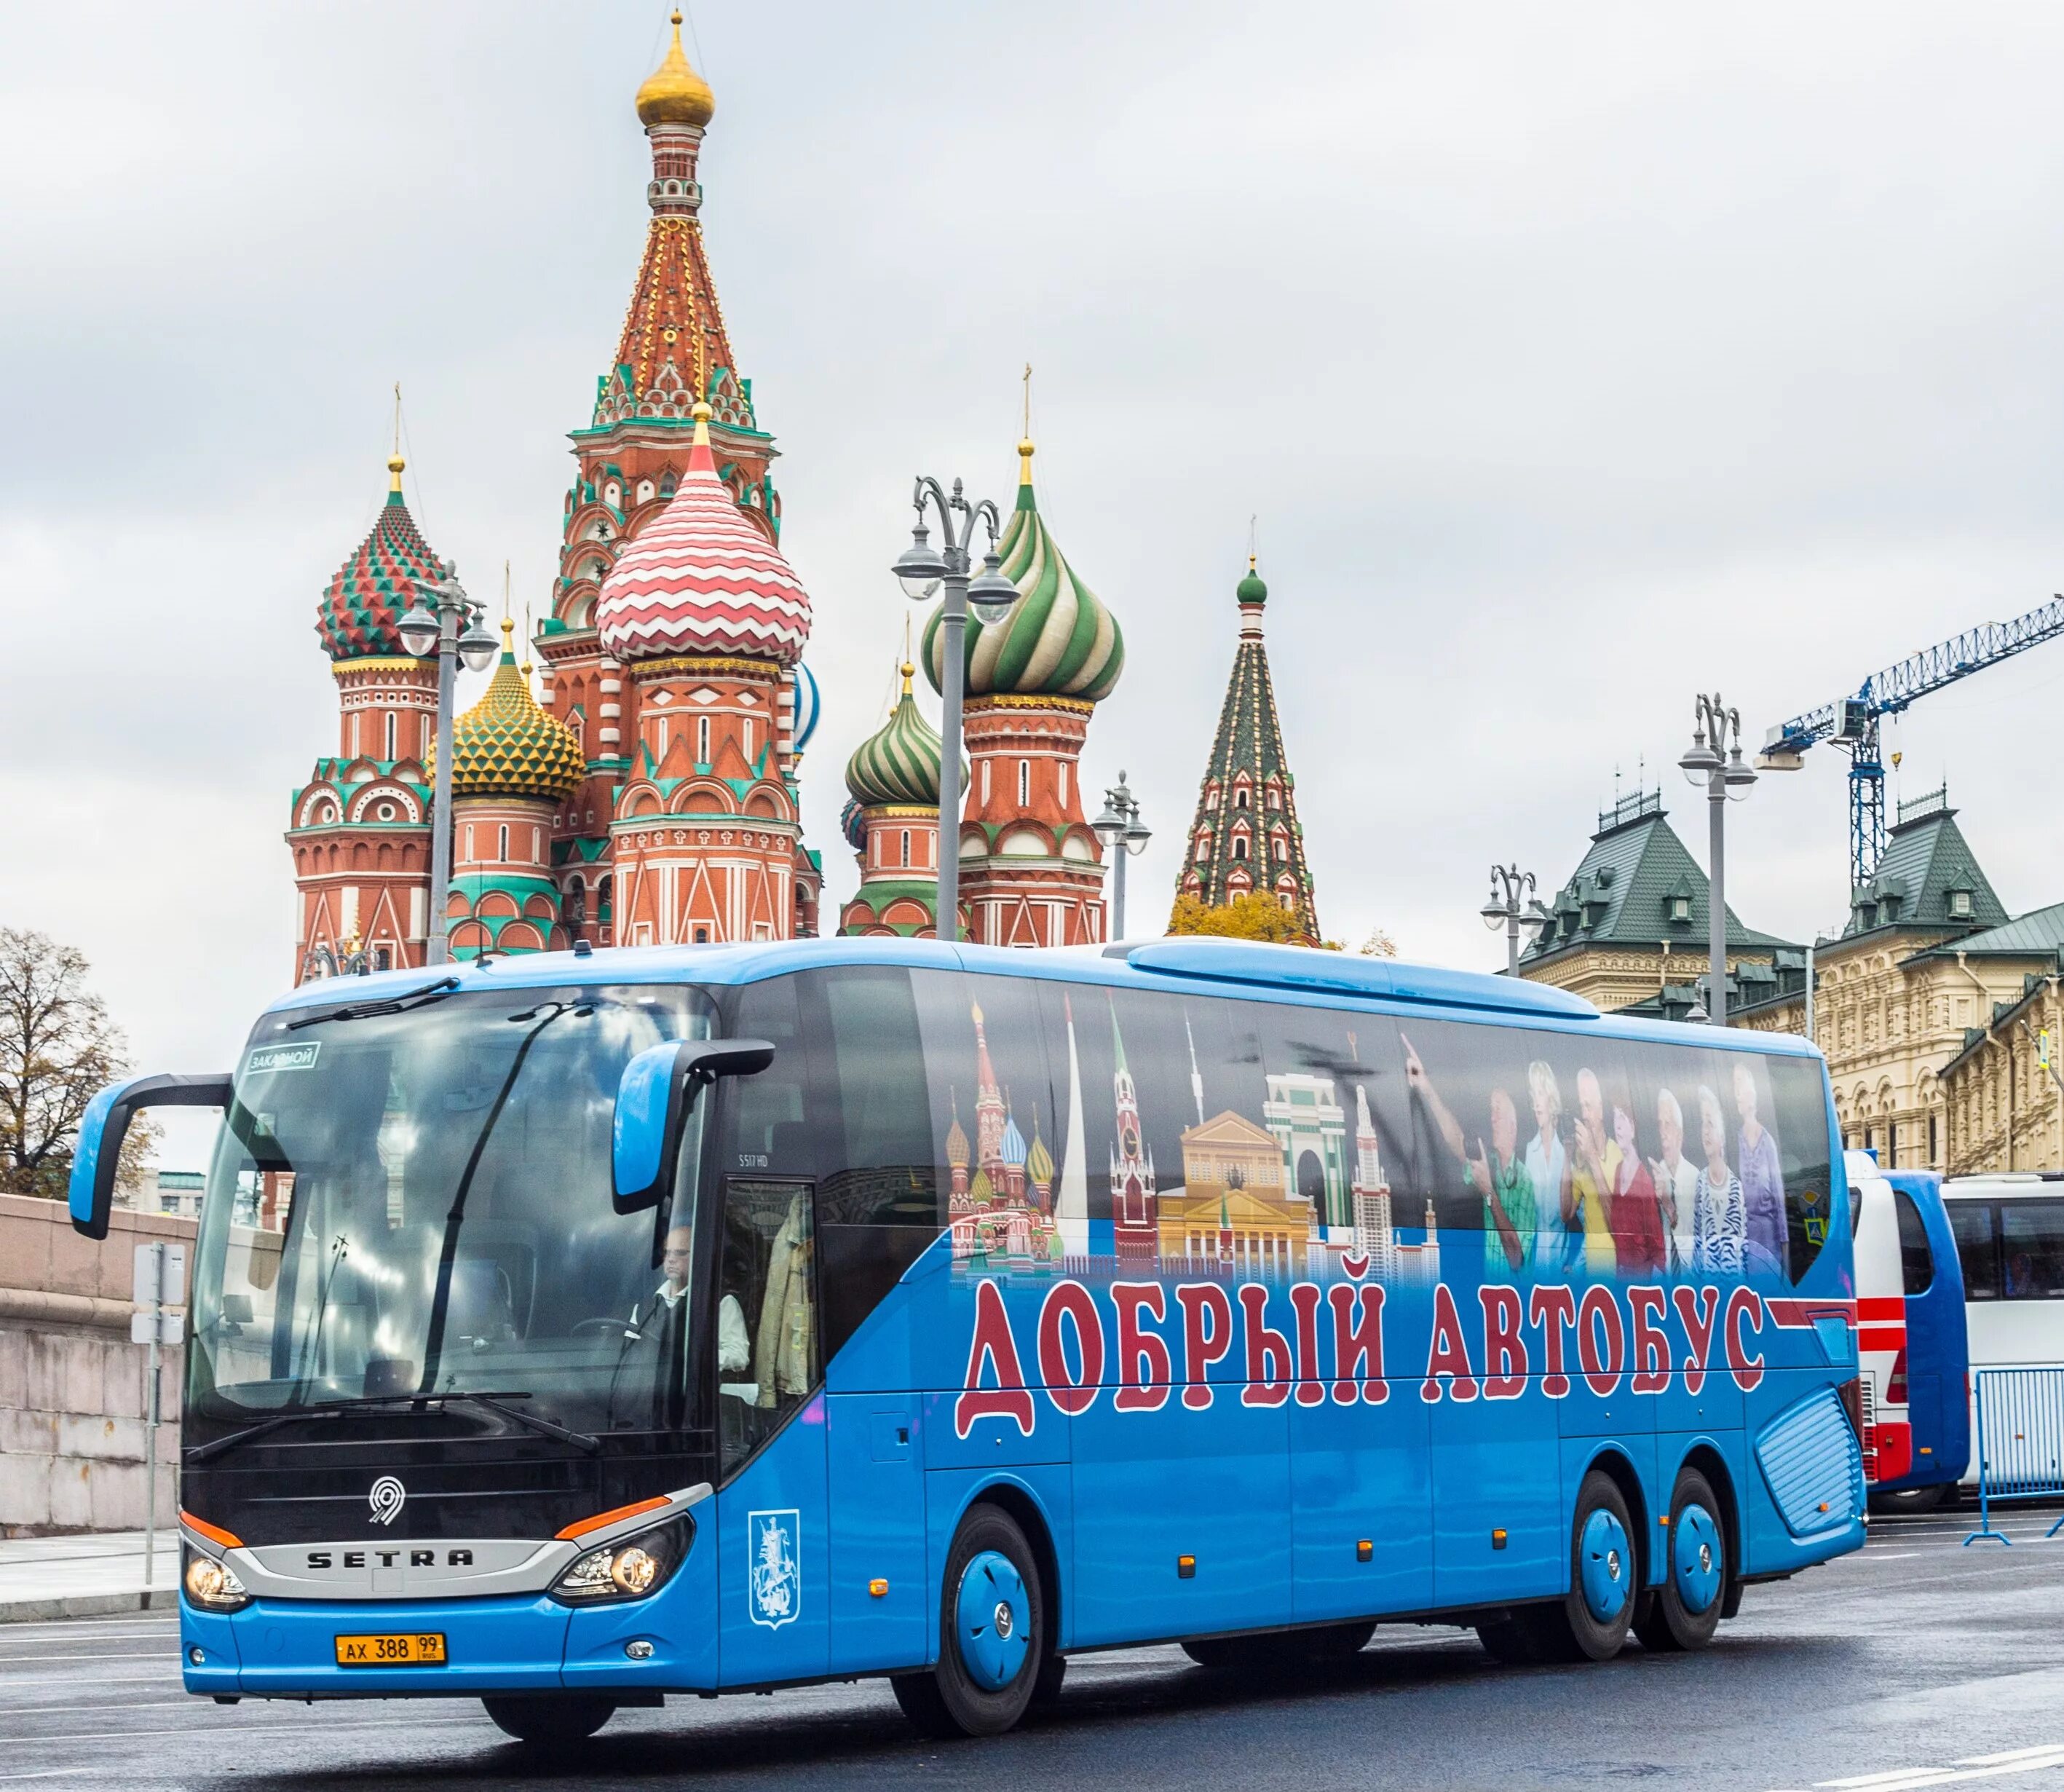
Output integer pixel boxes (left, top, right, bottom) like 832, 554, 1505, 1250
1236, 558, 1268, 605
922, 441, 1123, 703
846, 664, 959, 808
427, 623, 585, 802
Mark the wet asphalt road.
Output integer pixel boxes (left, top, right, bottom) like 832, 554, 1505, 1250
4, 1507, 2063, 1791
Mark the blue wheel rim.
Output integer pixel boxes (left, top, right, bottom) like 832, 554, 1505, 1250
954, 1549, 1030, 1691
1673, 1503, 1722, 1615
1579, 1507, 1632, 1623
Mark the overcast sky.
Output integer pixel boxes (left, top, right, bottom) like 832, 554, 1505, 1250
8, 2, 2064, 1165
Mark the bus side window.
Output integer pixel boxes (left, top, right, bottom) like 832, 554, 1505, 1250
717, 1177, 818, 1477
1892, 1189, 1934, 1295
726, 977, 814, 1177
814, 966, 942, 1362
2000, 1200, 2064, 1300
1951, 1202, 2001, 1301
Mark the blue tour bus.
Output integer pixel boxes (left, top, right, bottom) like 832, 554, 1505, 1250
70, 937, 1864, 1742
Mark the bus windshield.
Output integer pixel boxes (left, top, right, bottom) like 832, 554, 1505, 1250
186, 982, 715, 1436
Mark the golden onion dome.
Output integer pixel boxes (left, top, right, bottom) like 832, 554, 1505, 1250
426, 622, 585, 802
636, 12, 715, 128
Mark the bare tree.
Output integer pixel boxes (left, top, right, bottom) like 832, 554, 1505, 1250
0, 928, 154, 1199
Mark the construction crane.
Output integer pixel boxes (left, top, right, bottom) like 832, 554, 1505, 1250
1759, 595, 2064, 889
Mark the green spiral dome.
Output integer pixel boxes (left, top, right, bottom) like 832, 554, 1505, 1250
922, 441, 1123, 704
846, 666, 961, 808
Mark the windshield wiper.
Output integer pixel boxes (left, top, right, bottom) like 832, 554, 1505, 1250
188, 1388, 599, 1464
285, 976, 460, 1031
437, 1391, 601, 1455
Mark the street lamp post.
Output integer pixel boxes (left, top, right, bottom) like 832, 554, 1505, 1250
1678, 692, 1757, 1027
1092, 773, 1152, 939
398, 560, 497, 966
890, 481, 1016, 944
1479, 863, 1538, 975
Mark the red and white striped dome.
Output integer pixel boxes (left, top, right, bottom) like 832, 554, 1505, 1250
596, 406, 811, 665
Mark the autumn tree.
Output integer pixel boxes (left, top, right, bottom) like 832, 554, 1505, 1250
0, 927, 154, 1199
1166, 892, 1309, 944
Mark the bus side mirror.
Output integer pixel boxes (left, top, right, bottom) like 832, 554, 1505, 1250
68, 1073, 233, 1241
612, 1038, 775, 1215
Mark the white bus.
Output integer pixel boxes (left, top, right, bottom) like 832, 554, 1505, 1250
1942, 1173, 2064, 1483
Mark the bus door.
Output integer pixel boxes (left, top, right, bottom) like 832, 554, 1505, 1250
1883, 1172, 1969, 1488
712, 976, 829, 1688
1051, 984, 1294, 1645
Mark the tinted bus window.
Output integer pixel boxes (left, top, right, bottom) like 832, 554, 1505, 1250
2001, 1201, 2064, 1299
1952, 1202, 2000, 1300
1894, 1189, 1934, 1295
924, 971, 1058, 1268
1255, 1003, 1411, 1247
1763, 1054, 1835, 1284
813, 967, 941, 1362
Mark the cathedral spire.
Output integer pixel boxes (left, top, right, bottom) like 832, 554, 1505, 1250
1176, 559, 1321, 941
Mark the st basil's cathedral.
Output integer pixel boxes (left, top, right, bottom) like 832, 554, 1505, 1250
287, 15, 1315, 975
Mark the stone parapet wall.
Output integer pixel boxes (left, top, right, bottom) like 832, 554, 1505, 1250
0, 1193, 194, 1536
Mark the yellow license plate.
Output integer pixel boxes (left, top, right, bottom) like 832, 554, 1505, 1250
333, 1632, 448, 1667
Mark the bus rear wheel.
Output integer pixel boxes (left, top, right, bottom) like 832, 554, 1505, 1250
481, 1694, 616, 1745
1634, 1469, 1726, 1653
892, 1503, 1045, 1740
1532, 1469, 1638, 1663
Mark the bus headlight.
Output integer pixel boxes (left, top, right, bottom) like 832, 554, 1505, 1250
183, 1547, 252, 1614
549, 1516, 692, 1606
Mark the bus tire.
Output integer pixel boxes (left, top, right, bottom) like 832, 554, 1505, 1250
1029, 1649, 1067, 1707
481, 1694, 615, 1744
893, 1503, 1044, 1740
1634, 1469, 1726, 1653
1540, 1469, 1637, 1662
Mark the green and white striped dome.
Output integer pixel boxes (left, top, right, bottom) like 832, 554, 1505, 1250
845, 663, 959, 808
922, 441, 1124, 703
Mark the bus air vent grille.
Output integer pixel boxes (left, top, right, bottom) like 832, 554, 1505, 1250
1754, 1386, 1864, 1538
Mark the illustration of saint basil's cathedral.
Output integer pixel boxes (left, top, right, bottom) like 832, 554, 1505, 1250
944, 994, 1439, 1285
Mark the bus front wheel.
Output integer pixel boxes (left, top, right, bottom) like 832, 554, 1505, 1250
892, 1503, 1046, 1740
481, 1694, 615, 1745
1634, 1469, 1726, 1653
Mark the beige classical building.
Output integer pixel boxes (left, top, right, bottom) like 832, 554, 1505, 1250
1932, 905, 2064, 1174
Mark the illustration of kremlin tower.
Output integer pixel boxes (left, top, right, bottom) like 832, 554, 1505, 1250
288, 451, 443, 976
1177, 559, 1321, 940
838, 660, 957, 936
428, 621, 586, 958
922, 438, 1124, 946
536, 14, 821, 944
1108, 1002, 1158, 1263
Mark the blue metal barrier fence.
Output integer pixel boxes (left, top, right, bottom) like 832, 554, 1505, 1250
1964, 1367, 2064, 1545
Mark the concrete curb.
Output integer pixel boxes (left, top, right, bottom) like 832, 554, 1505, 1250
0, 1590, 175, 1624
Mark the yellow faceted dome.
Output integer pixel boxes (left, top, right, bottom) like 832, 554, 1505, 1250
426, 623, 585, 802
636, 12, 715, 128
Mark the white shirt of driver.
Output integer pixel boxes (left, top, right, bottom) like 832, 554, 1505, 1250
647, 1281, 754, 1399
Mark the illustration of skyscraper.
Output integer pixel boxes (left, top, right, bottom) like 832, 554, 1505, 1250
1108, 1000, 1158, 1263
1348, 1083, 1397, 1280
1057, 995, 1090, 1260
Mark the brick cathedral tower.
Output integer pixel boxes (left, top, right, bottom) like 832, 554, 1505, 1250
921, 438, 1126, 946
839, 659, 954, 936
1176, 560, 1321, 940
288, 451, 442, 978
534, 13, 821, 944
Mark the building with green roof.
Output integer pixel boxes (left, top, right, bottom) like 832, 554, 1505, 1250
1517, 788, 1798, 1014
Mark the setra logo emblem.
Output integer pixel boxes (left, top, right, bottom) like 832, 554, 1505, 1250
368, 1475, 406, 1527
746, 1509, 800, 1630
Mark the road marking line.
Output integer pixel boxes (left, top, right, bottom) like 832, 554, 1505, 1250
1959, 1751, 2064, 1767
1809, 1750, 2064, 1791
